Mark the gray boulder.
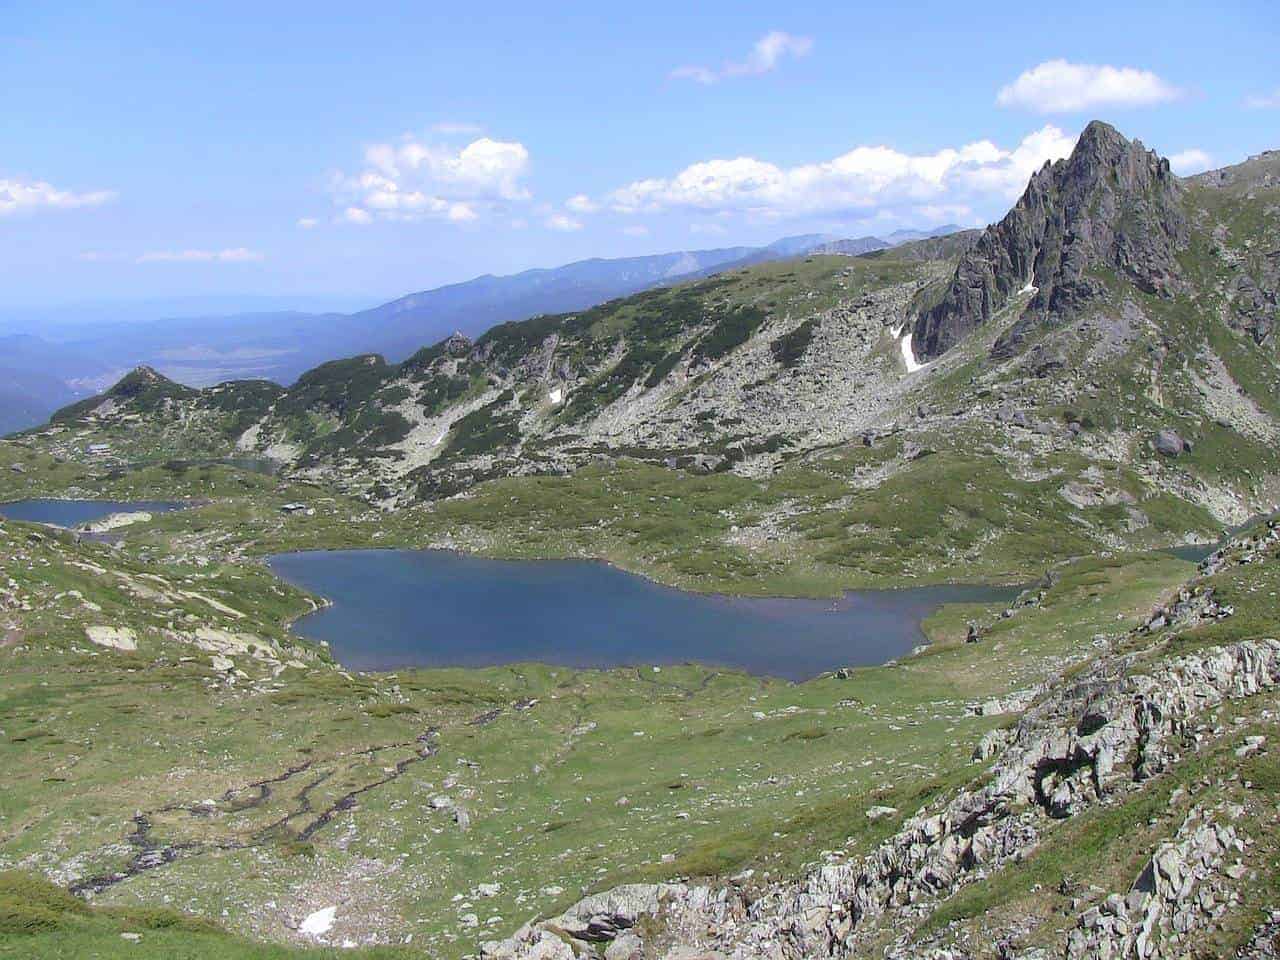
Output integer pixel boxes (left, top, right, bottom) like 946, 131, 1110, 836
1155, 429, 1185, 456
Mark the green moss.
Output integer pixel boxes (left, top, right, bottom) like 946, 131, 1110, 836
769, 318, 819, 368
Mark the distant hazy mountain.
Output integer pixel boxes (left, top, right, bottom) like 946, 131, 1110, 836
0, 227, 961, 434
809, 236, 891, 256
0, 336, 88, 436
346, 246, 758, 362
882, 224, 964, 244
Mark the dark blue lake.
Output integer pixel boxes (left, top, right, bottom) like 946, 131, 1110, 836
0, 499, 187, 527
269, 549, 1021, 681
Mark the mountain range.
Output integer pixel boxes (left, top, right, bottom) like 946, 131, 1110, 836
0, 228, 958, 437
38, 123, 1279, 547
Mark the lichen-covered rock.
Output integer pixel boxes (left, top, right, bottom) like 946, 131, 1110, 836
1065, 805, 1245, 960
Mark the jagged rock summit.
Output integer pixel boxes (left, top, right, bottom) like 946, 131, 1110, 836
913, 120, 1188, 361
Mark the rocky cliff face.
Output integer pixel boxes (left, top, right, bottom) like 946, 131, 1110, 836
913, 121, 1189, 361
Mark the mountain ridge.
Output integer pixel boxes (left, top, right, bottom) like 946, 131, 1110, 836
0, 229, 956, 436
40, 121, 1278, 539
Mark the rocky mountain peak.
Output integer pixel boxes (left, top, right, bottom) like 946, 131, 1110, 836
442, 332, 473, 358
111, 365, 172, 394
912, 121, 1188, 362
129, 364, 165, 381
101, 364, 192, 407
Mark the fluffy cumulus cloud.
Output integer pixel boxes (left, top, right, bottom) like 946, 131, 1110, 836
1244, 88, 1280, 110
1169, 149, 1213, 175
137, 248, 264, 264
672, 30, 812, 84
996, 60, 1182, 113
587, 125, 1076, 225
331, 133, 531, 225
0, 177, 115, 216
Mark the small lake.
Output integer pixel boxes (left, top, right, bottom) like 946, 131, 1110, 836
0, 499, 188, 528
1163, 510, 1279, 564
269, 549, 1022, 681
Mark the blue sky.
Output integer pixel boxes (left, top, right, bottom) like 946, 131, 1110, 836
1, 0, 1276, 311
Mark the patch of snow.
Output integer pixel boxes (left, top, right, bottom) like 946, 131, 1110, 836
1018, 279, 1038, 295
300, 906, 336, 938
900, 330, 926, 373
548, 387, 564, 406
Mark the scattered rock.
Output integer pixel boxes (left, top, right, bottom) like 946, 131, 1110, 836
85, 625, 138, 651
1155, 429, 1185, 456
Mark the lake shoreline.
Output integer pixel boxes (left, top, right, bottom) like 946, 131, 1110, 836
267, 547, 1024, 682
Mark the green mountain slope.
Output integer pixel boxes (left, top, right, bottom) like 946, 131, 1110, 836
26, 122, 1279, 591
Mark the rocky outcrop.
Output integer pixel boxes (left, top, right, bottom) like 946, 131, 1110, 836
481, 633, 1280, 960
85, 625, 138, 651
1066, 804, 1246, 960
912, 121, 1188, 361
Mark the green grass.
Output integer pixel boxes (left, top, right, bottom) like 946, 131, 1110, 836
0, 497, 1200, 957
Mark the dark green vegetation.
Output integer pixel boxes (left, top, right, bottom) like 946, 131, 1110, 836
769, 317, 819, 368
50, 366, 197, 424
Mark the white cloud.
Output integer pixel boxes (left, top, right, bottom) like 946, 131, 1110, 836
672, 30, 812, 84
137, 248, 264, 264
330, 134, 531, 224
1244, 88, 1280, 109
565, 193, 599, 214
340, 206, 373, 225
622, 224, 650, 237
690, 222, 728, 235
599, 125, 1076, 224
670, 65, 718, 85
996, 60, 1181, 113
1169, 149, 1213, 175
545, 213, 583, 232
448, 202, 477, 222
296, 217, 319, 229
0, 178, 116, 216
